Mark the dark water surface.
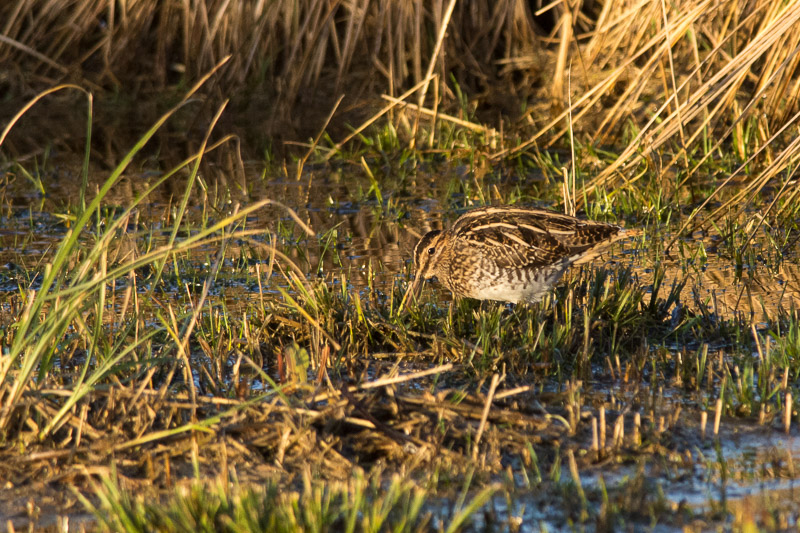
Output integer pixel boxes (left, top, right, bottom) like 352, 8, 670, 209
2, 162, 798, 321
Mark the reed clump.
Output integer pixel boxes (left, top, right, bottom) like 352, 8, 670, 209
2, 0, 799, 158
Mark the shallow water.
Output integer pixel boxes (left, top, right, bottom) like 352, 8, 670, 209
2, 160, 800, 530
3, 165, 798, 324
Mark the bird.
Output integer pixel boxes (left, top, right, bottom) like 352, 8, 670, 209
401, 205, 633, 307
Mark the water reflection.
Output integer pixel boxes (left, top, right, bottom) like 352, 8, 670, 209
1, 165, 799, 324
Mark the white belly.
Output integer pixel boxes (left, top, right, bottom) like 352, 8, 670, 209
465, 262, 569, 304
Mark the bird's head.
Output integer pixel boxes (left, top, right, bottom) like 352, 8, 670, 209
399, 229, 446, 311
412, 229, 446, 281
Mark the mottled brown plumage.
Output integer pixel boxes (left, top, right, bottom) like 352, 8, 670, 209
403, 206, 631, 305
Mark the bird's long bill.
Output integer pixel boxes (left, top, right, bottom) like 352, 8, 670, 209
398, 273, 424, 314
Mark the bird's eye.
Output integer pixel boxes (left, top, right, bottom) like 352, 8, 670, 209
427, 247, 436, 255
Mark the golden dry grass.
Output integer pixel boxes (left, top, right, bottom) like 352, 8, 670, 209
3, 0, 799, 201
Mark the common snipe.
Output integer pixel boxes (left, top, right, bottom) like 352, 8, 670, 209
403, 206, 632, 306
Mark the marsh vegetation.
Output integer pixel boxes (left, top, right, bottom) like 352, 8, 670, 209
1, 0, 800, 530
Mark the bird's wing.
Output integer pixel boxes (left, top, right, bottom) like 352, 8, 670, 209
452, 206, 621, 269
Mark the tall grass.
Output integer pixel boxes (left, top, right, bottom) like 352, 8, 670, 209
2, 0, 799, 160
0, 63, 310, 442
4, 0, 798, 248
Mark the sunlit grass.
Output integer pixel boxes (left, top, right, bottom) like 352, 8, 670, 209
2, 0, 800, 530
80, 469, 498, 533
2, 105, 800, 529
